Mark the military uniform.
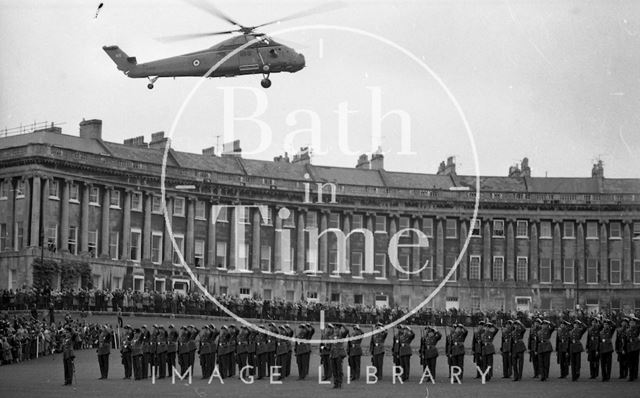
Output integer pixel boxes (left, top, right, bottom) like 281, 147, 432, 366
295, 323, 314, 380
62, 329, 78, 385
399, 326, 415, 381
97, 326, 111, 379
178, 327, 191, 374
528, 318, 542, 378
217, 326, 231, 378
481, 322, 498, 381
500, 321, 513, 378
556, 321, 571, 379
536, 320, 555, 382
626, 316, 640, 381
330, 324, 347, 388
131, 330, 144, 380
275, 325, 289, 380
348, 325, 363, 381
156, 326, 168, 378
450, 324, 468, 378
141, 326, 150, 379
599, 319, 615, 381
472, 321, 485, 378
420, 326, 441, 378
167, 325, 178, 373
569, 320, 587, 381
199, 326, 212, 378
615, 319, 629, 379
586, 320, 601, 379
120, 326, 133, 379
255, 326, 269, 379
369, 323, 387, 379
236, 326, 250, 378
511, 320, 527, 381
320, 325, 334, 381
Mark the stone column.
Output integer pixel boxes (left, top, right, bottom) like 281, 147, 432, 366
252, 208, 261, 270
459, 219, 468, 280
296, 210, 305, 273
186, 198, 195, 265
207, 202, 217, 268
41, 178, 50, 248
343, 212, 351, 275
483, 219, 492, 280
229, 206, 237, 270
30, 175, 42, 246
506, 220, 515, 281
60, 179, 70, 252
5, 179, 15, 250
530, 221, 539, 281
623, 221, 632, 282
100, 187, 111, 257
80, 183, 90, 253
142, 192, 152, 262
437, 217, 445, 280
553, 221, 562, 282
576, 221, 585, 283
366, 213, 375, 277
121, 190, 131, 260
599, 222, 608, 283
163, 197, 174, 265
319, 211, 328, 273
389, 215, 398, 279
274, 209, 283, 272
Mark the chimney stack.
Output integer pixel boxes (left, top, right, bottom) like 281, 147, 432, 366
356, 154, 370, 169
292, 147, 311, 165
221, 139, 242, 157
148, 131, 168, 149
202, 146, 217, 157
437, 156, 456, 176
370, 147, 384, 170
79, 119, 102, 140
123, 136, 147, 147
274, 152, 290, 163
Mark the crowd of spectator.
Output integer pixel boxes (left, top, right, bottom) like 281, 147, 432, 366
1, 288, 637, 330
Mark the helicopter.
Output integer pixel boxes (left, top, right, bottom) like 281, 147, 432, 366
103, 1, 341, 89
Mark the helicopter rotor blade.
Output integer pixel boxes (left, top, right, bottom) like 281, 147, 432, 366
252, 1, 345, 30
156, 29, 240, 43
183, 0, 247, 29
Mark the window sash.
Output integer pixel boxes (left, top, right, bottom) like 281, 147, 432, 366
109, 232, 119, 260
539, 258, 551, 283
351, 251, 363, 277
173, 197, 185, 216
563, 221, 575, 238
216, 242, 227, 268
329, 213, 340, 229
172, 236, 184, 264
445, 219, 457, 238
563, 259, 575, 284
610, 222, 621, 238
352, 215, 363, 230
493, 220, 504, 237
130, 230, 142, 262
261, 245, 272, 272
492, 256, 504, 281
110, 191, 120, 208
375, 216, 386, 232
305, 211, 317, 228
634, 260, 640, 284
194, 240, 205, 268
89, 187, 100, 204
67, 226, 78, 254
422, 218, 433, 237
69, 183, 79, 201
610, 259, 622, 284
586, 259, 598, 284
469, 256, 481, 280
586, 222, 598, 238
540, 222, 552, 238
131, 192, 143, 211
49, 180, 59, 198
516, 220, 528, 237
195, 201, 206, 219
151, 233, 162, 264
374, 253, 386, 278
516, 257, 528, 281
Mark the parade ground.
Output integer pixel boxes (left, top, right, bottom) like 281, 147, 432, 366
1, 314, 639, 398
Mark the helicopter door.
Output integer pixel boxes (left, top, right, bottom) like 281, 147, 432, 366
238, 48, 261, 74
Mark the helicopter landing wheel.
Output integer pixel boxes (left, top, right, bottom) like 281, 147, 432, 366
261, 78, 272, 88
147, 83, 154, 90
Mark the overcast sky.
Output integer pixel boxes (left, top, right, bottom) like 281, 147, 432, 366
1, 0, 639, 179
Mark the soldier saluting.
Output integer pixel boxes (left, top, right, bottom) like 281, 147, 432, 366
480, 321, 498, 381
569, 319, 587, 381
536, 319, 555, 382
120, 325, 133, 379
62, 326, 79, 386
330, 324, 347, 389
511, 320, 527, 381
599, 318, 615, 381
500, 320, 513, 379
97, 324, 111, 379
369, 322, 387, 379
295, 324, 311, 380
420, 325, 441, 378
556, 320, 571, 379
347, 324, 363, 381
398, 325, 415, 381
615, 317, 629, 379
586, 318, 602, 379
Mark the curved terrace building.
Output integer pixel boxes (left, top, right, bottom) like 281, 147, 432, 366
1, 119, 639, 313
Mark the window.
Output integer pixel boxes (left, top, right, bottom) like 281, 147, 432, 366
445, 255, 457, 281
195, 201, 206, 220
286, 290, 295, 302
329, 249, 338, 275
351, 251, 363, 277
69, 183, 79, 202
516, 257, 528, 281
374, 253, 386, 278
493, 220, 504, 237
67, 226, 78, 255
89, 187, 100, 205
470, 296, 481, 311
239, 288, 251, 298
399, 216, 410, 237
151, 232, 162, 264
422, 218, 433, 237
305, 211, 317, 228
238, 243, 249, 270
110, 190, 120, 208
375, 216, 386, 233
563, 258, 575, 284
16, 180, 25, 198
306, 291, 318, 302
15, 222, 24, 251
516, 220, 528, 238
260, 245, 271, 271
540, 221, 552, 238
492, 256, 504, 281
469, 255, 481, 280
235, 206, 249, 224
216, 242, 227, 268
152, 196, 162, 213
109, 231, 119, 260
586, 258, 598, 284
131, 191, 143, 212
445, 296, 459, 310
633, 260, 640, 284
354, 294, 363, 305
421, 254, 433, 281
446, 219, 457, 238
471, 219, 481, 237
0, 181, 8, 199
88, 230, 98, 258
329, 213, 340, 229
633, 222, 640, 239
352, 214, 363, 230
172, 234, 184, 265
563, 221, 575, 238
540, 258, 551, 283
217, 207, 228, 222
130, 229, 141, 262
46, 224, 58, 252
173, 197, 185, 217
194, 239, 205, 268
48, 180, 59, 198
610, 222, 621, 239
610, 259, 622, 284
330, 293, 340, 302
0, 224, 7, 251
587, 222, 598, 239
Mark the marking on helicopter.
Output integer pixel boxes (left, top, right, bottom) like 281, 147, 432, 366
239, 64, 260, 71
193, 59, 200, 67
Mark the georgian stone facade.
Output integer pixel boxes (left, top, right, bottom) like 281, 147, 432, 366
1, 119, 639, 312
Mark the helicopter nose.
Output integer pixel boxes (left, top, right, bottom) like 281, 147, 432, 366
295, 53, 305, 71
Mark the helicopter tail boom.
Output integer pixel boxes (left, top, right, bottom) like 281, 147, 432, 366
103, 45, 138, 73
